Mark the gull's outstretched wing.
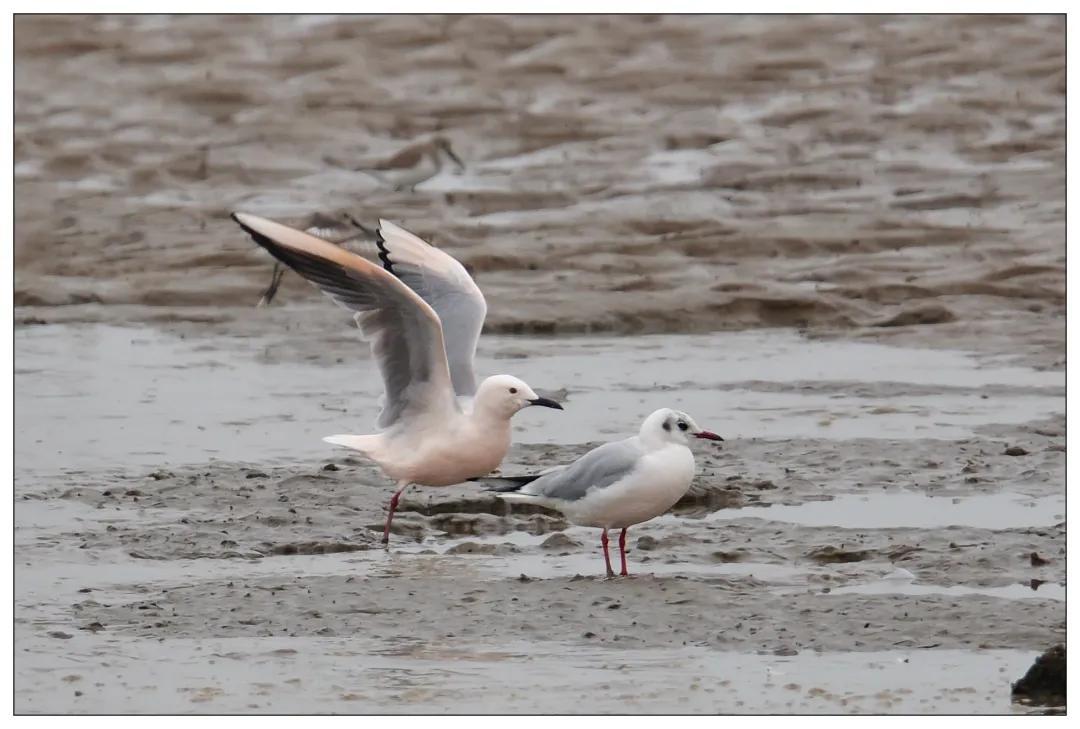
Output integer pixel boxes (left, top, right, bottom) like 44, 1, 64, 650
374, 220, 487, 397
257, 213, 373, 308
233, 212, 458, 429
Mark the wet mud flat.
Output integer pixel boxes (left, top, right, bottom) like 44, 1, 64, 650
15, 325, 1065, 713
14, 15, 1065, 368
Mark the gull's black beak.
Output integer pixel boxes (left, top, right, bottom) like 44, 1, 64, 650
528, 397, 564, 410
446, 147, 465, 171
694, 431, 724, 442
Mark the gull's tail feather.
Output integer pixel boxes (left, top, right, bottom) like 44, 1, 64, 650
323, 434, 382, 456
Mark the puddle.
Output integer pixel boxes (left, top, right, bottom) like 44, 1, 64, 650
14, 324, 1064, 481
709, 492, 1066, 530
13, 630, 1042, 714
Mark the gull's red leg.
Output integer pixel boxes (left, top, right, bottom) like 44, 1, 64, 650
383, 482, 409, 546
618, 527, 629, 576
601, 529, 614, 578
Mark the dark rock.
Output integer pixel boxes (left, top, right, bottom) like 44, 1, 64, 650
1030, 552, 1051, 566
1012, 645, 1065, 706
1004, 446, 1029, 456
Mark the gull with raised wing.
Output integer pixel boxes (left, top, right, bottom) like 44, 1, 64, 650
232, 212, 563, 545
479, 409, 723, 577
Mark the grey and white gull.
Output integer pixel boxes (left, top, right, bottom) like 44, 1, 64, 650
479, 408, 723, 577
232, 212, 563, 545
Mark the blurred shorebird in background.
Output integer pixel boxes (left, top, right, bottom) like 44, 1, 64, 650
328, 136, 465, 192
257, 212, 373, 307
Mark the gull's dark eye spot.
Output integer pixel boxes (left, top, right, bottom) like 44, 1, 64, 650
509, 387, 518, 394
662, 420, 671, 432
677, 421, 689, 431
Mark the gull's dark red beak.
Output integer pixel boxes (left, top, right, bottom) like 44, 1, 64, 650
695, 431, 724, 442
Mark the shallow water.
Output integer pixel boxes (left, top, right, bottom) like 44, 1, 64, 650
708, 492, 1066, 530
14, 323, 1064, 480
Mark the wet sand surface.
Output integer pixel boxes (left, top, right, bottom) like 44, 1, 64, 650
14, 15, 1064, 714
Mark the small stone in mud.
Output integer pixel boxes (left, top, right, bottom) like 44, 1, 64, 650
872, 304, 955, 327
48, 631, 73, 639
518, 574, 532, 582
77, 588, 92, 593
540, 533, 580, 550
147, 470, 173, 480
79, 622, 105, 633
262, 541, 368, 556
245, 471, 268, 479
583, 631, 596, 639
1004, 446, 1029, 456
322, 463, 340, 471
445, 541, 512, 555
1011, 644, 1065, 706
636, 535, 658, 551
774, 646, 798, 656
711, 550, 749, 563
1030, 552, 1051, 566
806, 546, 874, 564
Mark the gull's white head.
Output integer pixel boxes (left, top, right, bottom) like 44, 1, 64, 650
640, 408, 724, 447
473, 374, 563, 420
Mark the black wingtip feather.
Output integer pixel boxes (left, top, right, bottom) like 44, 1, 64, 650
374, 225, 397, 277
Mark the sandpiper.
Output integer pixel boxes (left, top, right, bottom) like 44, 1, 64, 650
349, 136, 465, 192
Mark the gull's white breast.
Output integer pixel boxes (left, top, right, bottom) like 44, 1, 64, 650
567, 444, 696, 529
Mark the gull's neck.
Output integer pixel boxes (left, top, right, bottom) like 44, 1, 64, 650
638, 430, 680, 452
